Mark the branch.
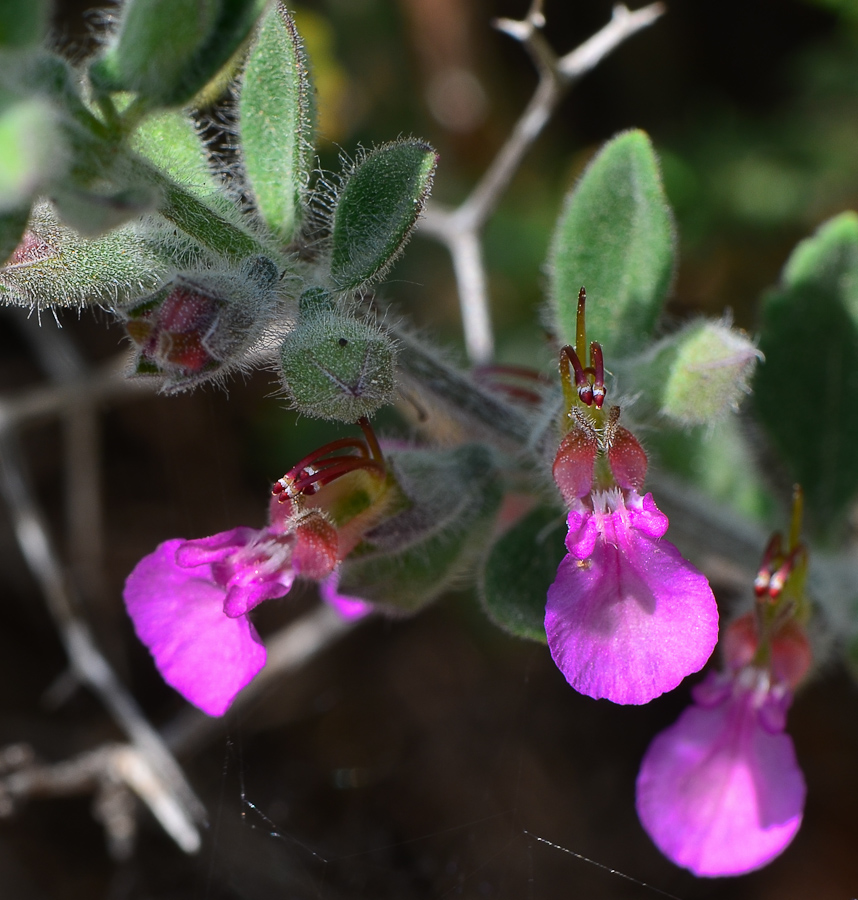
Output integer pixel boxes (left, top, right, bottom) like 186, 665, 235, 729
420, 3, 666, 364
0, 317, 205, 854
0, 742, 200, 859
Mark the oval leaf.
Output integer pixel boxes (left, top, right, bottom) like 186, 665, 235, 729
753, 211, 858, 533
547, 130, 675, 358
329, 140, 437, 291
480, 506, 566, 643
239, 3, 315, 244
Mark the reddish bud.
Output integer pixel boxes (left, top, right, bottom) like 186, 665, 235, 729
723, 613, 758, 672
770, 620, 812, 689
605, 410, 648, 491
292, 512, 339, 580
553, 418, 598, 504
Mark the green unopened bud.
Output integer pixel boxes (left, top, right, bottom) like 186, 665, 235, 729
0, 202, 165, 308
634, 320, 762, 426
279, 314, 397, 421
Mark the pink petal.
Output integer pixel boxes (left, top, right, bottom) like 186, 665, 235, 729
124, 539, 266, 716
636, 689, 805, 876
176, 527, 257, 566
320, 574, 373, 621
223, 573, 295, 618
545, 528, 718, 705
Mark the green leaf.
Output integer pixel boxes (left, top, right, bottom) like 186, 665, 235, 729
239, 2, 314, 244
90, 0, 267, 109
132, 109, 220, 201
0, 202, 165, 308
0, 0, 48, 48
0, 93, 63, 213
547, 130, 675, 358
329, 140, 437, 291
753, 211, 858, 533
480, 506, 566, 643
338, 444, 503, 614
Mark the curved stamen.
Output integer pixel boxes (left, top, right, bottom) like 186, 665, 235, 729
358, 416, 385, 467
291, 457, 386, 494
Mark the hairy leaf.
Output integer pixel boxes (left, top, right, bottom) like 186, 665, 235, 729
239, 2, 314, 244
548, 130, 674, 358
90, 0, 267, 109
480, 506, 566, 643
754, 211, 858, 534
330, 140, 436, 291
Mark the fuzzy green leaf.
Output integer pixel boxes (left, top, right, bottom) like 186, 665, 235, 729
753, 212, 858, 533
330, 140, 436, 291
338, 444, 502, 614
0, 0, 48, 48
133, 110, 220, 200
90, 0, 267, 109
0, 202, 165, 308
480, 506, 565, 643
239, 3, 314, 244
548, 130, 675, 358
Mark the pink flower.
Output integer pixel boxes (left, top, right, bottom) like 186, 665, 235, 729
545, 489, 718, 705
124, 502, 356, 716
635, 667, 805, 876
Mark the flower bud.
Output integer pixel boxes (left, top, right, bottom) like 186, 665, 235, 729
278, 313, 397, 421
122, 256, 279, 390
605, 416, 648, 491
633, 320, 762, 426
292, 510, 339, 580
552, 420, 597, 504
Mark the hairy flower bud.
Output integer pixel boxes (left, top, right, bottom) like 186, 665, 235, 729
122, 256, 279, 390
278, 312, 397, 421
632, 320, 762, 426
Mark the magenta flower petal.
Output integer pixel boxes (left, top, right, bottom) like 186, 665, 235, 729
636, 678, 805, 876
176, 528, 257, 566
546, 494, 718, 704
320, 573, 373, 621
124, 539, 266, 716
223, 574, 295, 618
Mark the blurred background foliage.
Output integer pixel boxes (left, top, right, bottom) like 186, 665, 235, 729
2, 0, 857, 897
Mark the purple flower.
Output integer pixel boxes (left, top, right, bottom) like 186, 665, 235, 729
635, 666, 805, 876
124, 505, 354, 716
545, 489, 718, 705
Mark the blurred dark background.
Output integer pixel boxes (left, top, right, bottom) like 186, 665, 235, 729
1, 0, 858, 897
